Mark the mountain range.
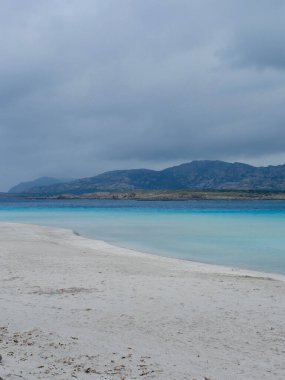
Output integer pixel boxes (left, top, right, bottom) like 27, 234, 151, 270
8, 160, 285, 195
9, 177, 72, 194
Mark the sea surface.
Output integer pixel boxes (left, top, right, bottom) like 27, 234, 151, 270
0, 198, 285, 274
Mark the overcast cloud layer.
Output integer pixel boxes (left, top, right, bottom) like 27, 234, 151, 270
1, 0, 285, 190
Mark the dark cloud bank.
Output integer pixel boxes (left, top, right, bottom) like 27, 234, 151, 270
1, 0, 285, 190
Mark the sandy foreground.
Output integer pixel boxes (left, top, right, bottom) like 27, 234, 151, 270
0, 223, 285, 380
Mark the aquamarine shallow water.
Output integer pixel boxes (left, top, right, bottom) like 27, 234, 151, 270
0, 199, 285, 274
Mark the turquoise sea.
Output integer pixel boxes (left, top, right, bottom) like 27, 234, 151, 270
0, 199, 285, 274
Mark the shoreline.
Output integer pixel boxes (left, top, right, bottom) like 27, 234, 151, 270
3, 189, 285, 200
3, 220, 285, 281
1, 222, 285, 379
72, 228, 285, 282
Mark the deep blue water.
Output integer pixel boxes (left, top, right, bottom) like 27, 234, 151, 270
1, 198, 285, 274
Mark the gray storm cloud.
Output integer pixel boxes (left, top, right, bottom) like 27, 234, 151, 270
1, 0, 285, 190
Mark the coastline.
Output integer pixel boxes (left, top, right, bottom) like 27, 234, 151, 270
1, 222, 285, 379
3, 189, 285, 200
77, 233, 285, 282
71, 228, 285, 282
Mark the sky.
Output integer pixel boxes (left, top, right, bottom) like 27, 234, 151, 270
1, 0, 285, 191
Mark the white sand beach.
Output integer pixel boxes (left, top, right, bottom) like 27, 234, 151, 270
1, 222, 285, 380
